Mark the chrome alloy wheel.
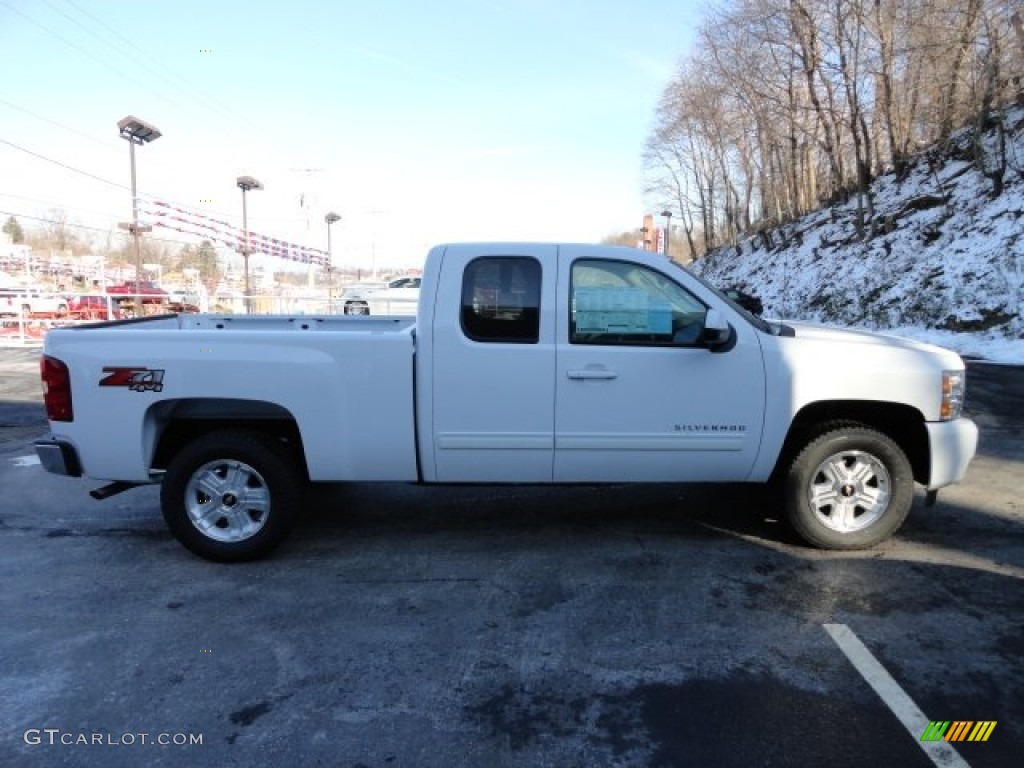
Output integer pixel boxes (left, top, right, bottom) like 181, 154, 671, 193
184, 459, 271, 543
806, 450, 891, 533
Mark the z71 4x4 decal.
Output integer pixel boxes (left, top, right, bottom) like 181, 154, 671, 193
99, 367, 165, 393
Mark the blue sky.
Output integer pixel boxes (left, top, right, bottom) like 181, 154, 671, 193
0, 0, 706, 270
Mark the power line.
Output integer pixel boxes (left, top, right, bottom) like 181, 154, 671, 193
0, 192, 122, 221
0, 136, 315, 232
0, 98, 119, 152
0, 137, 126, 190
0, 208, 205, 250
0, 0, 192, 117
2, 3, 336, 234
2, 208, 333, 271
0, 136, 205, 222
2, 0, 270, 181
50, 0, 270, 142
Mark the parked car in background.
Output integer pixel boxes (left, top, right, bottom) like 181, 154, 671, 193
339, 276, 420, 315
723, 287, 764, 315
67, 294, 123, 320
106, 281, 167, 304
336, 281, 386, 315
0, 287, 69, 316
165, 290, 201, 313
365, 276, 421, 315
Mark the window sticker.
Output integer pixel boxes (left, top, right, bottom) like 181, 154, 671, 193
574, 288, 672, 335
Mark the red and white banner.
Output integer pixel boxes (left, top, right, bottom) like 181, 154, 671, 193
140, 199, 330, 267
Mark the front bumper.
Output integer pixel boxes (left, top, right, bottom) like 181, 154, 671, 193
925, 418, 979, 490
34, 437, 82, 477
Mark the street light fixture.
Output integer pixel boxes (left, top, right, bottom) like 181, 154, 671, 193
117, 115, 161, 312
236, 175, 263, 313
661, 209, 673, 258
324, 212, 341, 312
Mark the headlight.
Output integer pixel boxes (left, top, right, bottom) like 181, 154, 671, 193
940, 370, 965, 420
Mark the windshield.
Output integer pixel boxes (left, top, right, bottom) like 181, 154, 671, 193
662, 260, 779, 335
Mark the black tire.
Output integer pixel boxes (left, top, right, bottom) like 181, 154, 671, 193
786, 425, 913, 550
161, 430, 305, 562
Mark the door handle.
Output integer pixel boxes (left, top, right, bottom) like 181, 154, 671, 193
567, 369, 618, 380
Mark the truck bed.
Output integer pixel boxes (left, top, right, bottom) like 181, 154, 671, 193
79, 313, 417, 334
43, 313, 420, 483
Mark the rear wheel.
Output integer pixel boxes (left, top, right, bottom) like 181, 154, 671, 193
161, 430, 305, 562
786, 425, 914, 549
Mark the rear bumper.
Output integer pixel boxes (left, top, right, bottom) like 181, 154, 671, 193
925, 418, 978, 490
34, 437, 82, 478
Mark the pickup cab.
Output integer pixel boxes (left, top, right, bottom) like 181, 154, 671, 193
33, 243, 978, 562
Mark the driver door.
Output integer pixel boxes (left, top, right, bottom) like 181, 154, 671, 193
554, 249, 765, 482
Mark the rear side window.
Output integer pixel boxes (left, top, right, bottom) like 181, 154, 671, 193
461, 257, 541, 343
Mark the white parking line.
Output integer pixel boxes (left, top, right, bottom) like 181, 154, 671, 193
10, 455, 40, 467
824, 623, 969, 768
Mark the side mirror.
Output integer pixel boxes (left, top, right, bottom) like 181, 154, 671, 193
700, 309, 733, 351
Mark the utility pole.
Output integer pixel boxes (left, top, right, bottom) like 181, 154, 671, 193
290, 167, 324, 290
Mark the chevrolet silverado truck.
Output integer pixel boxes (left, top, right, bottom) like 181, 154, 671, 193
33, 243, 978, 562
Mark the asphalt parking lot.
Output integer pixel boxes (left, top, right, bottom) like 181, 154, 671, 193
0, 345, 1021, 767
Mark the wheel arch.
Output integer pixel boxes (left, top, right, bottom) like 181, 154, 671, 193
772, 400, 929, 485
146, 398, 309, 478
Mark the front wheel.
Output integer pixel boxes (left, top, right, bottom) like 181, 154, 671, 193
786, 426, 914, 550
161, 430, 305, 562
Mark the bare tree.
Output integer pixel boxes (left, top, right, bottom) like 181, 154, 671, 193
643, 0, 1016, 252
867, 1, 906, 175
46, 208, 73, 253
974, 8, 1008, 196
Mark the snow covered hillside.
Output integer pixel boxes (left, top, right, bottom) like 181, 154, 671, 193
693, 108, 1024, 364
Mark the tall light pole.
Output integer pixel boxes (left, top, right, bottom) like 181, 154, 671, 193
324, 212, 340, 312
661, 209, 673, 258
117, 116, 161, 312
236, 175, 263, 314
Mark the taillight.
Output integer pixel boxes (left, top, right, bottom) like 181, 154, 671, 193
40, 355, 73, 422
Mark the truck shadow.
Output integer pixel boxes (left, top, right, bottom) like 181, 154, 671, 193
297, 479, 1022, 575
299, 481, 806, 549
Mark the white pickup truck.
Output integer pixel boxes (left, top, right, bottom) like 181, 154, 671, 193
1, 288, 69, 316
339, 275, 420, 315
365, 276, 421, 316
34, 243, 978, 562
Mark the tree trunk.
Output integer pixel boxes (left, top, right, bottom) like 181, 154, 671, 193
939, 0, 982, 139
